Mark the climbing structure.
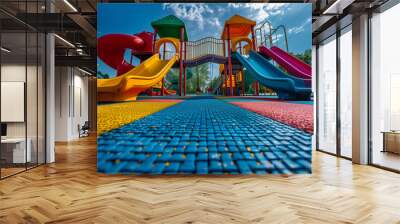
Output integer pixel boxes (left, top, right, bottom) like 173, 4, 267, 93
96, 14, 312, 101
151, 15, 251, 97
220, 15, 258, 96
151, 15, 188, 96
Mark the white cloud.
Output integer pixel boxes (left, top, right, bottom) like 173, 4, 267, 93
163, 3, 213, 30
228, 3, 289, 22
227, 3, 241, 8
264, 3, 288, 11
288, 17, 311, 35
207, 17, 221, 28
272, 33, 284, 43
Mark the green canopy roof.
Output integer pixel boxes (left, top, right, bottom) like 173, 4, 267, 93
151, 15, 188, 41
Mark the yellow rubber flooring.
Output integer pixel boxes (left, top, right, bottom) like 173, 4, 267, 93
97, 101, 179, 135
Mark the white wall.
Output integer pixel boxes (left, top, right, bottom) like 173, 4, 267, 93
55, 67, 89, 141
1, 64, 41, 138
1, 63, 46, 164
55, 67, 70, 141
1, 65, 26, 139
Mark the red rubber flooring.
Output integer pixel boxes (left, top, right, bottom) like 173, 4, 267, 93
231, 101, 313, 134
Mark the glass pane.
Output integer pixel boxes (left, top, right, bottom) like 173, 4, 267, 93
340, 27, 352, 158
1, 31, 27, 177
371, 4, 400, 171
27, 31, 38, 168
318, 35, 337, 154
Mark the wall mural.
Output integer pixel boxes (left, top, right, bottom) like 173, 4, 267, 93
97, 3, 313, 175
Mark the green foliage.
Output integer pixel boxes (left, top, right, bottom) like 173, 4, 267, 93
186, 64, 210, 94
244, 70, 255, 94
164, 66, 209, 94
97, 71, 109, 79
293, 49, 311, 65
165, 69, 179, 88
208, 76, 221, 93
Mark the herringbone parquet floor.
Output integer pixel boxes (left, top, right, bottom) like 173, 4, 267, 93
1, 135, 400, 224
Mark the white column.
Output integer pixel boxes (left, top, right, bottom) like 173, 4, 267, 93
45, 1, 55, 163
352, 14, 369, 164
312, 45, 317, 150
46, 32, 55, 163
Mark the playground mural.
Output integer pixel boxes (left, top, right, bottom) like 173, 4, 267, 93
97, 3, 313, 175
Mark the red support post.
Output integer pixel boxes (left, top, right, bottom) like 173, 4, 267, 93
161, 42, 166, 96
223, 64, 227, 96
241, 70, 245, 96
251, 25, 259, 96
227, 25, 233, 96
184, 41, 187, 96
222, 40, 227, 96
179, 27, 184, 96
251, 25, 257, 50
152, 28, 157, 54
152, 29, 158, 97
256, 82, 259, 96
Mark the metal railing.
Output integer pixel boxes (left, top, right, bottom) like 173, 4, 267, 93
255, 19, 273, 48
185, 37, 225, 61
255, 19, 289, 52
270, 25, 289, 52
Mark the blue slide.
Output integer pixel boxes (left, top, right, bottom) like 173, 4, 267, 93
234, 51, 312, 100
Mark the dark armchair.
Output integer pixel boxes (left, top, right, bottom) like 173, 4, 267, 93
78, 121, 90, 138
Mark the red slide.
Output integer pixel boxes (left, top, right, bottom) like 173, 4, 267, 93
162, 87, 176, 95
259, 46, 311, 80
97, 34, 145, 76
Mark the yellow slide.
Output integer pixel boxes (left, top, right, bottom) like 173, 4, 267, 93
98, 54, 178, 102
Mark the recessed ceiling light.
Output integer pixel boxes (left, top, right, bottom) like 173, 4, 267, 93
323, 0, 355, 15
78, 67, 93, 76
63, 0, 78, 12
1, 47, 11, 53
54, 34, 75, 48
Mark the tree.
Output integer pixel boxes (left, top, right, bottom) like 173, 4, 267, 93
165, 68, 195, 92
97, 71, 109, 79
293, 49, 311, 65
208, 76, 221, 93
186, 64, 210, 94
244, 69, 255, 94
165, 69, 179, 90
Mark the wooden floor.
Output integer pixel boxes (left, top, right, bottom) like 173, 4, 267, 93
1, 135, 400, 224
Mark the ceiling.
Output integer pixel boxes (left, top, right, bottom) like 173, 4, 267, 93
0, 0, 393, 72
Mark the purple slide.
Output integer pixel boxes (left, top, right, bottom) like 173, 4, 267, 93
259, 46, 312, 81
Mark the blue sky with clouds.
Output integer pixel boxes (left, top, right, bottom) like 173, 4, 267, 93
98, 3, 311, 77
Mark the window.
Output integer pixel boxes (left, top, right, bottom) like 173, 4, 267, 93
317, 35, 337, 154
0, 2, 46, 179
339, 26, 352, 158
370, 3, 400, 171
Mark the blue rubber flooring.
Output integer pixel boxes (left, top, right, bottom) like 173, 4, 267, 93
97, 98, 311, 175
